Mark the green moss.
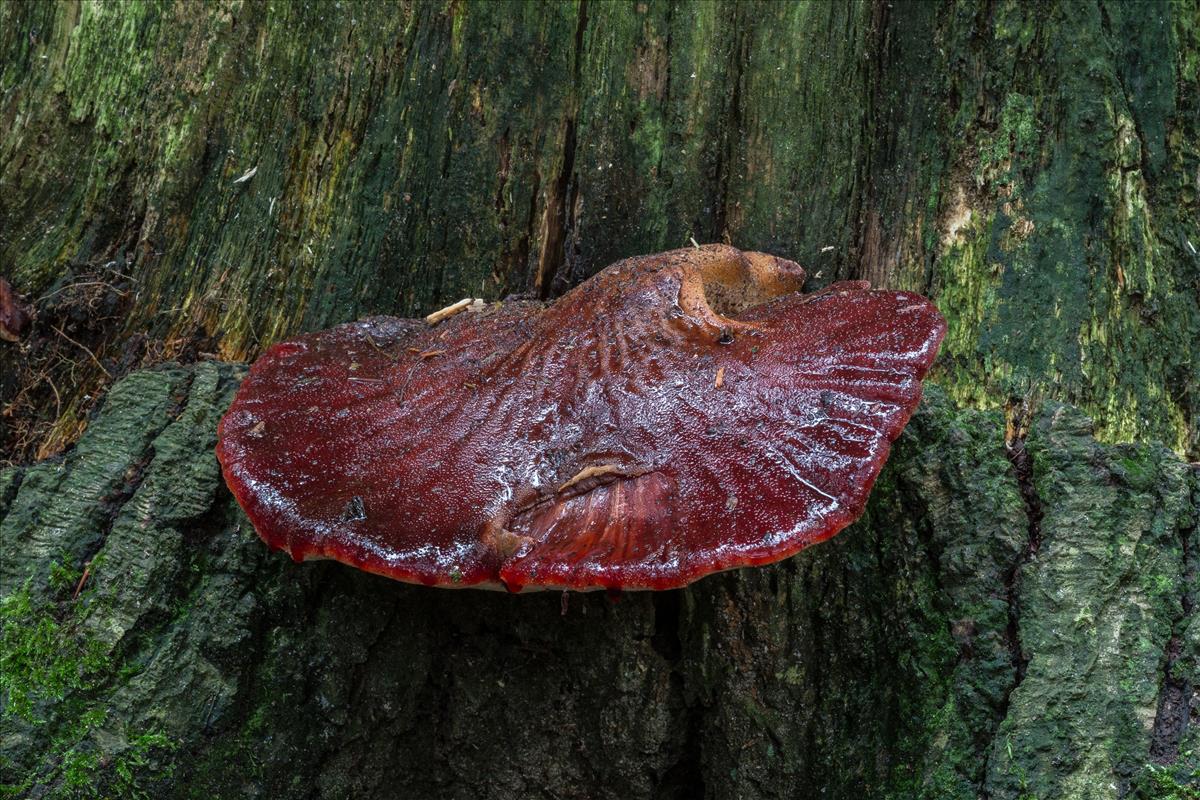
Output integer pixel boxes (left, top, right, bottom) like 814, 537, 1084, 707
1139, 761, 1200, 800
0, 576, 108, 723
46, 559, 82, 596
933, 209, 1007, 411
2, 720, 176, 800
3, 0, 1197, 456
926, 0, 1200, 457
0, 573, 175, 797
978, 93, 1038, 179
981, 404, 1194, 799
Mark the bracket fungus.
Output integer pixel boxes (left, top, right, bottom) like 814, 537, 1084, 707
0, 277, 30, 342
217, 245, 945, 592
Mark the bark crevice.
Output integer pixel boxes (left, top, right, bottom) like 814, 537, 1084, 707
647, 589, 707, 799
980, 400, 1046, 797
1149, 469, 1198, 764
0, 466, 24, 513
1001, 398, 1045, 681
533, 0, 588, 299
81, 369, 197, 569
711, 4, 747, 244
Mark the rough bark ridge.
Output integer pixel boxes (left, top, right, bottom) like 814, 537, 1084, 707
1, 363, 1195, 799
1, 0, 1197, 462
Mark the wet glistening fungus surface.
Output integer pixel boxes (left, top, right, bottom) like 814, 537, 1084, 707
217, 245, 946, 592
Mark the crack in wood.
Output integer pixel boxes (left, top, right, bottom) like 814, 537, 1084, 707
1149, 468, 1199, 765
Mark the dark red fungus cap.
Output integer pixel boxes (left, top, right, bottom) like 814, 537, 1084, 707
0, 277, 31, 343
217, 245, 946, 592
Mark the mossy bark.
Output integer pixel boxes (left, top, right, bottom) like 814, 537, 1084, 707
1, 364, 1195, 799
1, 0, 1197, 459
2, 1, 1198, 798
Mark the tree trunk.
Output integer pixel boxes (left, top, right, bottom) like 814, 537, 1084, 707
2, 363, 1195, 799
1, 1, 1197, 798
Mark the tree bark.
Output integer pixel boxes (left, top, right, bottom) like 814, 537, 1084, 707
2, 0, 1197, 461
1, 363, 1195, 799
1, 1, 1198, 798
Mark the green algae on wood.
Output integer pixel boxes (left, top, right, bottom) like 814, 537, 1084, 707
2, 0, 1197, 460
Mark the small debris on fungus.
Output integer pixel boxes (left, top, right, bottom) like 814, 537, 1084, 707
424, 297, 474, 325
217, 245, 946, 592
557, 464, 625, 494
